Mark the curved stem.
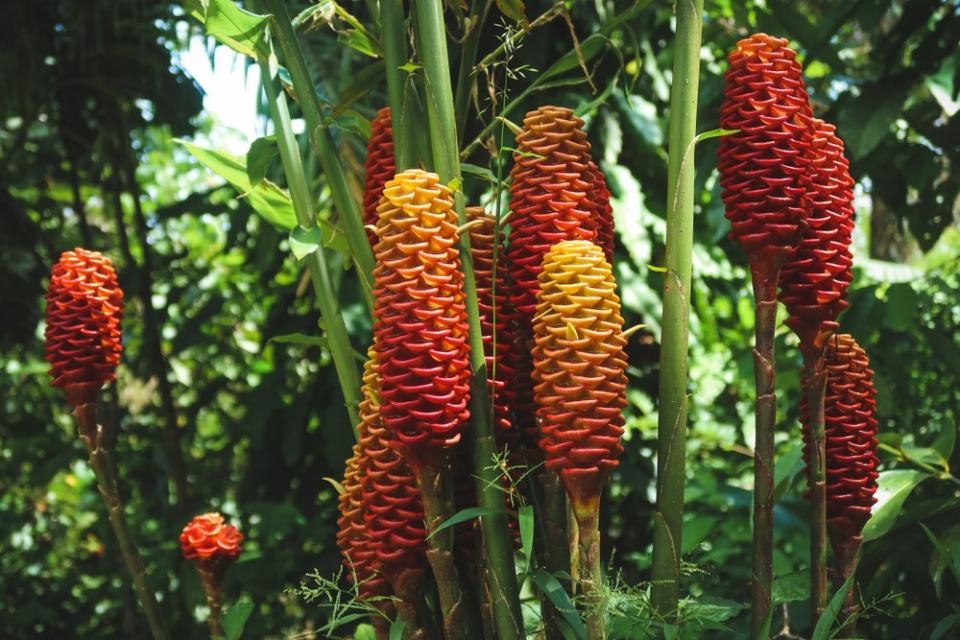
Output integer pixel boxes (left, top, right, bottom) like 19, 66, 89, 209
651, 0, 704, 615
74, 404, 171, 640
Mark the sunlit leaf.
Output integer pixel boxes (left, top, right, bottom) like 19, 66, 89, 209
862, 469, 930, 541
204, 0, 269, 59
289, 225, 324, 261
222, 593, 254, 640
246, 136, 278, 187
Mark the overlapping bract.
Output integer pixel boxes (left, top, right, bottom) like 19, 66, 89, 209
372, 169, 471, 466
337, 348, 423, 607
507, 106, 600, 319
779, 119, 855, 352
44, 248, 124, 406
532, 240, 627, 506
586, 161, 615, 262
467, 207, 516, 435
718, 33, 814, 263
363, 107, 396, 247
179, 513, 243, 568
801, 334, 879, 544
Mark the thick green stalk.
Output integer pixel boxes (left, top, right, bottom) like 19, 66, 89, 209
650, 0, 703, 615
73, 404, 170, 640
750, 270, 779, 639
805, 357, 828, 626
380, 0, 413, 171
262, 0, 375, 309
257, 41, 362, 432
453, 0, 493, 141
413, 3, 524, 639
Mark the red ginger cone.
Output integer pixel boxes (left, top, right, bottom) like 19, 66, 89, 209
507, 106, 611, 451
371, 169, 471, 468
466, 206, 517, 437
363, 107, 396, 247
779, 118, 855, 357
180, 512, 243, 635
44, 248, 124, 407
801, 334, 879, 554
718, 33, 814, 276
531, 240, 627, 510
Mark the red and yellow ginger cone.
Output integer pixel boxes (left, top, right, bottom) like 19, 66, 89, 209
371, 169, 471, 469
718, 33, 814, 280
337, 347, 422, 637
532, 239, 627, 511
507, 106, 611, 451
44, 248, 124, 409
779, 118, 855, 359
532, 239, 626, 636
801, 334, 878, 578
180, 513, 243, 636
363, 107, 396, 247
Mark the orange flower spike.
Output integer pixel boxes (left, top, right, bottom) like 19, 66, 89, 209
44, 248, 124, 407
372, 169, 471, 469
180, 512, 243, 567
362, 107, 396, 247
532, 240, 627, 514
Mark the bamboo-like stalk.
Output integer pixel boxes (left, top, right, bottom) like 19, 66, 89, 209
650, 0, 704, 616
751, 271, 779, 639
412, 3, 524, 639
262, 0, 375, 309
453, 0, 493, 141
73, 404, 170, 640
380, 0, 412, 171
805, 359, 829, 626
255, 38, 363, 433
832, 536, 862, 638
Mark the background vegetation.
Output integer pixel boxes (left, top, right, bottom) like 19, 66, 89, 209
2, 0, 958, 638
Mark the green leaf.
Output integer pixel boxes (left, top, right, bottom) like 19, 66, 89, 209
353, 623, 377, 640
882, 283, 918, 331
773, 569, 811, 604
398, 62, 421, 73
178, 140, 296, 229
812, 570, 856, 640
204, 0, 269, 59
332, 60, 386, 117
182, 0, 207, 22
222, 594, 254, 640
495, 0, 527, 25
862, 469, 930, 541
461, 163, 497, 184
329, 111, 372, 140
289, 225, 324, 261
931, 421, 956, 460
426, 506, 495, 540
539, 34, 608, 84
529, 569, 587, 640
695, 128, 739, 144
269, 333, 328, 348
774, 441, 805, 501
519, 505, 534, 573
389, 619, 406, 640
246, 136, 278, 187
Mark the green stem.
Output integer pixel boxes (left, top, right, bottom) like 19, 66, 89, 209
539, 467, 571, 638
413, 3, 524, 639
262, 0, 375, 309
414, 464, 476, 640
380, 0, 413, 170
650, 0, 703, 616
256, 38, 362, 433
805, 358, 828, 627
750, 270, 779, 639
452, 0, 493, 141
73, 404, 170, 640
